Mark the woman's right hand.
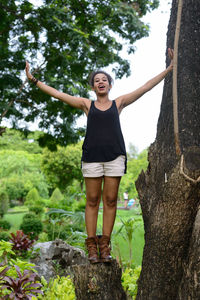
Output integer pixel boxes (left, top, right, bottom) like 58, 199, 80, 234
25, 61, 33, 81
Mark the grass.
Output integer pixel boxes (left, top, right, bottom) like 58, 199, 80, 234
3, 205, 144, 267
4, 211, 27, 232
97, 208, 144, 267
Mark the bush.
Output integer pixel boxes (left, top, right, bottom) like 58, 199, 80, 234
20, 217, 43, 239
29, 206, 44, 216
0, 219, 11, 230
24, 188, 41, 208
49, 188, 64, 209
0, 190, 9, 217
22, 212, 37, 221
0, 231, 10, 241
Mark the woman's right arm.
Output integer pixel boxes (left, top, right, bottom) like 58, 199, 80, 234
25, 61, 91, 114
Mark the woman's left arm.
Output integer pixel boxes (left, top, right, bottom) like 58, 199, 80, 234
116, 48, 173, 111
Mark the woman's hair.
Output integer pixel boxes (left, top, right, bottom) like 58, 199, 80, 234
89, 70, 113, 87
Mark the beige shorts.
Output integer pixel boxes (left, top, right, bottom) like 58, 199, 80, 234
81, 155, 126, 178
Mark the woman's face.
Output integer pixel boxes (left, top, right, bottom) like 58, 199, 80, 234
92, 73, 112, 95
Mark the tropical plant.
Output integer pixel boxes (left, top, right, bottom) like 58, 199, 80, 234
116, 217, 142, 267
9, 230, 35, 255
0, 265, 43, 299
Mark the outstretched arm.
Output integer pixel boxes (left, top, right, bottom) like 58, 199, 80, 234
116, 48, 174, 111
25, 61, 91, 115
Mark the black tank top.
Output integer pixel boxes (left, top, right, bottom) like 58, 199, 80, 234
82, 100, 127, 168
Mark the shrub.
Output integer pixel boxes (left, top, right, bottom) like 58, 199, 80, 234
20, 217, 43, 239
0, 190, 9, 217
29, 205, 44, 216
24, 187, 41, 208
49, 188, 64, 208
0, 219, 11, 230
0, 232, 10, 241
22, 212, 37, 221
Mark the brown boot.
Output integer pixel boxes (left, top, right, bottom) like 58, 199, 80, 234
98, 235, 112, 263
85, 236, 99, 264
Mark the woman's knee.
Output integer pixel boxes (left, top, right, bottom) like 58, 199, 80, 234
104, 195, 117, 208
87, 195, 100, 208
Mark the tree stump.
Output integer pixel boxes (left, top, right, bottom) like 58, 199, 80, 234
72, 260, 127, 300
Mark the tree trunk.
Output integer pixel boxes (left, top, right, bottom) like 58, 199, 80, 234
135, 0, 200, 299
72, 260, 127, 300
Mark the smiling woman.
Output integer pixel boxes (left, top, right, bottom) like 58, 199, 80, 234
25, 49, 173, 263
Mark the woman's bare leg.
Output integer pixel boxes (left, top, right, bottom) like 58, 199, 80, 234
102, 176, 121, 237
84, 177, 103, 237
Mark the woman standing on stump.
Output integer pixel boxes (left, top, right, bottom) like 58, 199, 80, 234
25, 48, 173, 263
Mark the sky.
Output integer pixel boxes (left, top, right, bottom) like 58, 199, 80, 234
77, 0, 172, 153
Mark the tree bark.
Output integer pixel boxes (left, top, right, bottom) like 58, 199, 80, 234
135, 0, 200, 299
72, 260, 127, 300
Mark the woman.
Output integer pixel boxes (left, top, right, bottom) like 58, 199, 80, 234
25, 48, 173, 263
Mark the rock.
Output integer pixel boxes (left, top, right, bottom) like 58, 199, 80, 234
31, 239, 87, 282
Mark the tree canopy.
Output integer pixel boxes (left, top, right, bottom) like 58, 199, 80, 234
0, 0, 159, 148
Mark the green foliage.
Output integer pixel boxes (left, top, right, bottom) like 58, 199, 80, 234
37, 232, 49, 243
73, 195, 86, 212
0, 148, 49, 201
45, 209, 86, 246
0, 0, 159, 148
120, 148, 148, 199
0, 219, 11, 230
0, 240, 42, 298
9, 230, 35, 254
22, 212, 37, 222
122, 266, 141, 299
50, 188, 64, 202
0, 190, 9, 217
41, 142, 83, 191
116, 217, 142, 267
0, 128, 42, 154
24, 187, 41, 208
6, 259, 37, 278
34, 275, 75, 300
0, 265, 43, 299
29, 205, 45, 216
0, 240, 15, 264
20, 216, 43, 239
0, 232, 10, 241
